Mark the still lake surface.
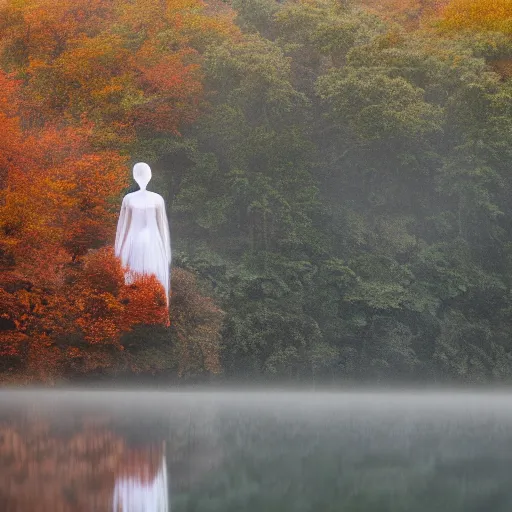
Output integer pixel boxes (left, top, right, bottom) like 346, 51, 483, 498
0, 389, 512, 511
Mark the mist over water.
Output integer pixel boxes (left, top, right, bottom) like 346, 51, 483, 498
1, 389, 512, 511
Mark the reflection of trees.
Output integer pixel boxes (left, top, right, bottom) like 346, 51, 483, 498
165, 402, 225, 492
0, 399, 228, 511
0, 414, 166, 512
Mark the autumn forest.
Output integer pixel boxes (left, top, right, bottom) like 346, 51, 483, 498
1, 0, 512, 385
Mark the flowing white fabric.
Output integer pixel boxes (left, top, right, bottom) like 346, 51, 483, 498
115, 190, 172, 306
112, 454, 169, 512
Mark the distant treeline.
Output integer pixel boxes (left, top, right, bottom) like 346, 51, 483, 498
171, 0, 512, 384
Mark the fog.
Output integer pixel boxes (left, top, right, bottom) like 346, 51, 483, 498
1, 389, 512, 511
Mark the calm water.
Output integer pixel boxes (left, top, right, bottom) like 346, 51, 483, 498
1, 390, 512, 511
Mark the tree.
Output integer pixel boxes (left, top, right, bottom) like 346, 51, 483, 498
0, 0, 237, 146
440, 0, 512, 36
360, 0, 448, 29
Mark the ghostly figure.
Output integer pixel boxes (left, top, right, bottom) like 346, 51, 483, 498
115, 163, 171, 306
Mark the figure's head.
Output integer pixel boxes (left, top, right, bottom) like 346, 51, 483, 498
133, 162, 152, 190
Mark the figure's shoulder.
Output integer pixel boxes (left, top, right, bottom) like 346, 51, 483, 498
150, 192, 165, 204
122, 192, 141, 207
123, 191, 164, 208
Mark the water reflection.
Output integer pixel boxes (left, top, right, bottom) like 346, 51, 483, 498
113, 445, 167, 512
1, 390, 512, 511
0, 407, 171, 511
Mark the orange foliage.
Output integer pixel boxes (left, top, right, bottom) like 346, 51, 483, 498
1, 121, 129, 280
133, 48, 204, 134
0, 71, 22, 188
438, 0, 512, 79
0, 248, 169, 382
361, 0, 448, 29
0, 0, 238, 142
439, 0, 512, 36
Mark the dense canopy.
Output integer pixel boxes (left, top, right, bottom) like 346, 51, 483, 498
2, 0, 512, 384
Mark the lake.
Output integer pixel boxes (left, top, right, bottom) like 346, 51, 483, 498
0, 390, 512, 511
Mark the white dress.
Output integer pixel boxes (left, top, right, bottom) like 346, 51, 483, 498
114, 190, 171, 306
112, 454, 169, 512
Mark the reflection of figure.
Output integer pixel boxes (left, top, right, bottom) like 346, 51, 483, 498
112, 447, 169, 512
115, 162, 172, 306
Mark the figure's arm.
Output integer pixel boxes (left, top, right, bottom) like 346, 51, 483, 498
156, 196, 171, 265
115, 195, 132, 258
